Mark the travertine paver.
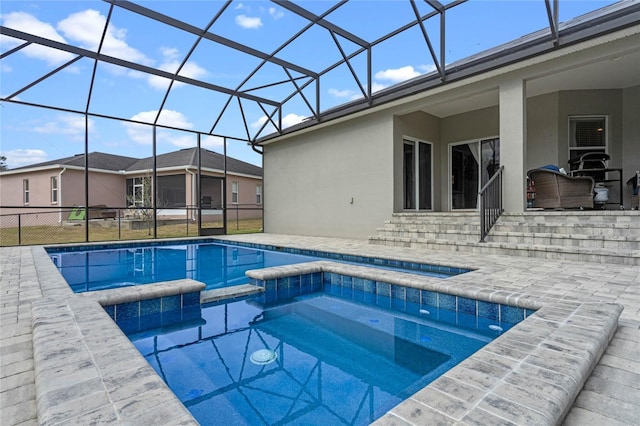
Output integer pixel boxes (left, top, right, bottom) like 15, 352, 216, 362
0, 234, 638, 425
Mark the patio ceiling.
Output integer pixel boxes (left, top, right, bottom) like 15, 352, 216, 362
2, 0, 639, 149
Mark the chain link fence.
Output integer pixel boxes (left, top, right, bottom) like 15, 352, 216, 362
0, 205, 263, 246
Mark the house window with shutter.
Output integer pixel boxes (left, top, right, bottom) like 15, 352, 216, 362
568, 116, 607, 166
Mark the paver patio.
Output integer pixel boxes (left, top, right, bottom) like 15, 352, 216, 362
1, 234, 638, 425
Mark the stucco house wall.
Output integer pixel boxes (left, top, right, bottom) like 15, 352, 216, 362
0, 169, 63, 227
62, 169, 124, 208
526, 92, 560, 169
263, 110, 393, 238
262, 84, 638, 238
225, 174, 263, 220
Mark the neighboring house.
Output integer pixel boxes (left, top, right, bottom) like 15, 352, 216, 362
0, 147, 263, 226
258, 3, 640, 239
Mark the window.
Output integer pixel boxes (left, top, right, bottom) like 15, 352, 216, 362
403, 139, 432, 210
23, 179, 29, 204
126, 177, 148, 207
569, 116, 607, 167
231, 181, 239, 203
51, 176, 58, 203
256, 184, 262, 204
157, 175, 185, 207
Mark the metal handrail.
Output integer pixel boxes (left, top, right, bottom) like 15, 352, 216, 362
479, 166, 504, 242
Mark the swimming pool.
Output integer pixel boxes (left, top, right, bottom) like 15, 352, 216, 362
118, 285, 514, 426
47, 240, 469, 293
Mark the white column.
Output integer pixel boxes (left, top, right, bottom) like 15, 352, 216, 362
500, 79, 527, 213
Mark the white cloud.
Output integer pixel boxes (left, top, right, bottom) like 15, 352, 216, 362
251, 113, 306, 134
269, 7, 284, 19
372, 82, 387, 93
282, 113, 307, 128
170, 134, 224, 149
31, 115, 94, 141
235, 15, 263, 29
58, 9, 152, 66
329, 65, 433, 101
235, 3, 247, 10
125, 110, 200, 147
375, 65, 421, 83
418, 64, 438, 74
328, 88, 356, 98
159, 47, 179, 62
1, 12, 75, 65
328, 88, 363, 101
1, 149, 48, 168
201, 135, 225, 149
1, 9, 154, 72
147, 48, 208, 90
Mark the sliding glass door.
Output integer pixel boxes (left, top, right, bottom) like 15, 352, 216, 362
403, 139, 432, 210
450, 138, 500, 210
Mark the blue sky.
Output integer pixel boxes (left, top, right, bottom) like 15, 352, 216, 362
0, 0, 616, 169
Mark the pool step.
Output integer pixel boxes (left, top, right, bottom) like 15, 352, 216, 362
200, 283, 263, 304
369, 211, 640, 265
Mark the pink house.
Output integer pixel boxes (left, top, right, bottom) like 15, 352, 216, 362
0, 147, 263, 227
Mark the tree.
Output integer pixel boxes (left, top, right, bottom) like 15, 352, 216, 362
125, 175, 168, 235
0, 155, 8, 171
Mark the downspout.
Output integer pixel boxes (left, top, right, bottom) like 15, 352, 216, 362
58, 167, 66, 224
185, 168, 196, 221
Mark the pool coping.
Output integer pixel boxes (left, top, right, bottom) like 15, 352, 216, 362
30, 244, 622, 425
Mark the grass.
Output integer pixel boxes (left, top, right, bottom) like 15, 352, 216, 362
0, 218, 263, 247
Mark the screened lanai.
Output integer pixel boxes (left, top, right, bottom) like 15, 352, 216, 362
1, 0, 635, 242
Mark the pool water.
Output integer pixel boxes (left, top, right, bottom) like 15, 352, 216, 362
48, 241, 458, 293
123, 291, 501, 426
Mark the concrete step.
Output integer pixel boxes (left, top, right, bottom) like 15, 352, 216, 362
379, 222, 482, 232
368, 235, 640, 266
375, 229, 481, 242
487, 231, 640, 250
388, 212, 480, 224
501, 211, 639, 225
492, 222, 640, 237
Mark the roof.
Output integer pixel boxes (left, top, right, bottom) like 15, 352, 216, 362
5, 148, 262, 177
9, 152, 139, 172
127, 147, 262, 177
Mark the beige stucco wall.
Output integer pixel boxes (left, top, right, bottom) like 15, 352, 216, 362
226, 174, 263, 220
0, 169, 62, 226
263, 111, 393, 239
526, 92, 560, 169
62, 169, 124, 208
0, 168, 123, 225
0, 169, 58, 206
